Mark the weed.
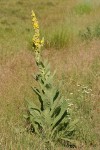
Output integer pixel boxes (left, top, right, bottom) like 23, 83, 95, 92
25, 11, 78, 148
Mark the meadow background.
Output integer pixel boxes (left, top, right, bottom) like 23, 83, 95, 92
0, 0, 100, 149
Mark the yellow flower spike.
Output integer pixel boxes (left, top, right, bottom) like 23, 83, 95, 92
31, 10, 44, 63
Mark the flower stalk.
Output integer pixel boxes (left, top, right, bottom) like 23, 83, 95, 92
32, 10, 44, 64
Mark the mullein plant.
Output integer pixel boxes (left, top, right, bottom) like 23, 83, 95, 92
25, 10, 78, 147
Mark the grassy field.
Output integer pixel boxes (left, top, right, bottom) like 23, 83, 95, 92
0, 0, 100, 149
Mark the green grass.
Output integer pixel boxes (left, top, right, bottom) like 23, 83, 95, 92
43, 24, 76, 49
74, 2, 92, 15
0, 0, 100, 149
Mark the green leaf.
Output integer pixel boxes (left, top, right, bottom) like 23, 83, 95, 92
51, 101, 67, 129
26, 100, 41, 112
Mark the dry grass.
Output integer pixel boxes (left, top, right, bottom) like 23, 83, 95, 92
0, 0, 100, 149
0, 40, 100, 149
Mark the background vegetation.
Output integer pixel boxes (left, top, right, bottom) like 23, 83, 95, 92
0, 0, 100, 149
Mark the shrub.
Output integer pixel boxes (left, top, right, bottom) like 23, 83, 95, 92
79, 26, 93, 41
79, 23, 100, 41
94, 23, 100, 38
24, 11, 78, 148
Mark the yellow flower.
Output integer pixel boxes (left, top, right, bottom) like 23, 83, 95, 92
34, 22, 39, 29
41, 38, 44, 44
36, 39, 40, 43
35, 43, 40, 48
31, 10, 35, 17
32, 18, 36, 22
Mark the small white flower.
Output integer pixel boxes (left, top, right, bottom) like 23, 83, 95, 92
83, 86, 88, 89
68, 103, 73, 107
68, 117, 71, 120
88, 89, 92, 91
70, 93, 73, 95
66, 99, 70, 101
84, 90, 90, 94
